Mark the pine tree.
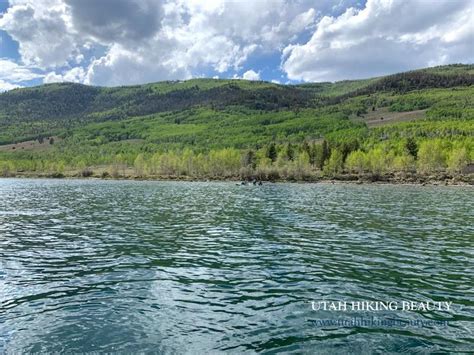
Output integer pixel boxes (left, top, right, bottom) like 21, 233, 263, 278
405, 137, 418, 159
266, 142, 277, 163
243, 149, 257, 169
286, 143, 295, 161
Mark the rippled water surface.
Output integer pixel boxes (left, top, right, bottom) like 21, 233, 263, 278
0, 179, 473, 353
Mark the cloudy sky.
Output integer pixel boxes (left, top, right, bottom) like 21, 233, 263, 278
0, 0, 472, 91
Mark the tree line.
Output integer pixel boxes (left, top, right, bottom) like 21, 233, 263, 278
2, 138, 470, 180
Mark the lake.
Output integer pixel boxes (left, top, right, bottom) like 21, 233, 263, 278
0, 179, 473, 353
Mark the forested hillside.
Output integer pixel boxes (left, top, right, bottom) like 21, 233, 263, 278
0, 64, 473, 183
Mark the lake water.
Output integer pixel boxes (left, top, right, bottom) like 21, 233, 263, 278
0, 179, 473, 353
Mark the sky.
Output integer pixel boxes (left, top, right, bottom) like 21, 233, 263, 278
0, 0, 472, 91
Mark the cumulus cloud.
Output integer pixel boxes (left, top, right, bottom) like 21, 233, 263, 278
44, 66, 86, 84
0, 0, 472, 87
282, 0, 474, 82
0, 58, 42, 91
0, 58, 43, 82
84, 43, 191, 86
0, 79, 22, 92
0, 0, 321, 85
64, 0, 163, 45
77, 0, 321, 85
242, 70, 260, 81
0, 0, 80, 68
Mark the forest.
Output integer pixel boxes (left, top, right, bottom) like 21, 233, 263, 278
0, 64, 473, 183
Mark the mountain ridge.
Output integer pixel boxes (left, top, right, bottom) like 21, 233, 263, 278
0, 64, 472, 182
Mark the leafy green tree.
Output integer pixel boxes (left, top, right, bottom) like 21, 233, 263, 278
208, 148, 241, 177
113, 154, 127, 177
417, 140, 446, 174
275, 150, 287, 168
150, 153, 161, 175
323, 149, 343, 177
181, 148, 196, 176
447, 147, 469, 174
345, 150, 368, 174
293, 151, 311, 179
392, 154, 415, 173
367, 148, 390, 175
159, 151, 180, 176
134, 154, 146, 176
314, 140, 331, 170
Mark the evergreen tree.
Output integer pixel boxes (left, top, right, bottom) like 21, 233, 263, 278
266, 142, 277, 163
286, 143, 295, 161
302, 141, 315, 166
405, 137, 418, 159
321, 140, 330, 169
243, 149, 257, 169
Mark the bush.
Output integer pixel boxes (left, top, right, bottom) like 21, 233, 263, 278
417, 140, 446, 174
367, 148, 389, 175
345, 150, 368, 174
392, 154, 415, 173
447, 148, 469, 174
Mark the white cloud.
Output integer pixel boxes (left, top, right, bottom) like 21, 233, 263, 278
0, 58, 43, 82
83, 41, 191, 86
44, 66, 86, 83
242, 69, 260, 81
0, 1, 80, 68
0, 0, 472, 87
0, 0, 321, 86
0, 79, 22, 92
282, 0, 474, 82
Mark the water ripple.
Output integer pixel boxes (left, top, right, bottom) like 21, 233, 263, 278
0, 179, 473, 353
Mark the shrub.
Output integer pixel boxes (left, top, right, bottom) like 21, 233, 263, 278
345, 150, 368, 174
323, 149, 344, 177
417, 140, 446, 174
447, 148, 469, 174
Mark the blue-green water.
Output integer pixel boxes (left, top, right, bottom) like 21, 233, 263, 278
0, 179, 473, 353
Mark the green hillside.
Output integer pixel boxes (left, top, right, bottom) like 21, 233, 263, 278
0, 64, 473, 182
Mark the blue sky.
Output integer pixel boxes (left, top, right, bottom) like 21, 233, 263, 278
0, 2, 20, 62
0, 0, 472, 91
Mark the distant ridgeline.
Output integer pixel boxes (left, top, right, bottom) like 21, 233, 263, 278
0, 64, 473, 182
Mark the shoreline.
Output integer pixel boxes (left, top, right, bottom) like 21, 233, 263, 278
2, 172, 473, 186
